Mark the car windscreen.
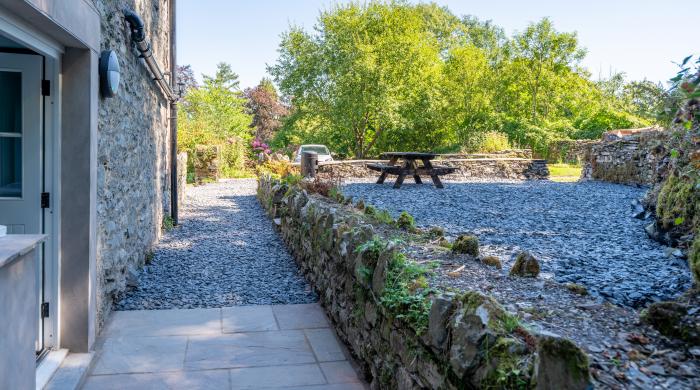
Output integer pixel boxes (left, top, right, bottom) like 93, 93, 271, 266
301, 146, 330, 155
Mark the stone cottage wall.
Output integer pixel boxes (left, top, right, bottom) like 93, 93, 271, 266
581, 130, 671, 186
258, 176, 591, 389
92, 0, 173, 329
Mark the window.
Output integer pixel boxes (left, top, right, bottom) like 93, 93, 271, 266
0, 71, 22, 198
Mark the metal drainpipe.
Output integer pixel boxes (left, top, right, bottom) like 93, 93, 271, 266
169, 0, 178, 225
124, 7, 179, 225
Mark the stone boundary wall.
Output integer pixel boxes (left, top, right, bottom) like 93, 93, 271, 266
581, 130, 671, 186
258, 176, 591, 389
318, 159, 549, 181
439, 149, 533, 159
547, 140, 599, 164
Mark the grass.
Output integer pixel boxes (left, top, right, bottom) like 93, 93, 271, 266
548, 163, 582, 182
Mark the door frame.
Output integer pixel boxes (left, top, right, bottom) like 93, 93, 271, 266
0, 8, 62, 352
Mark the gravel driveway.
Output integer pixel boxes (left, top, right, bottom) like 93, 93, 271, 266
342, 179, 692, 307
116, 179, 316, 310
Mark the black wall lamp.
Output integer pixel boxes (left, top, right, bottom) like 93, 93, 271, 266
99, 50, 121, 98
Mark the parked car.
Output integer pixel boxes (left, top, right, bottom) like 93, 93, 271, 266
293, 144, 334, 163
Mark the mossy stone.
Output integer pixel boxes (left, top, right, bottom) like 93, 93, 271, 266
427, 226, 445, 239
452, 235, 479, 256
481, 256, 502, 269
565, 283, 588, 295
533, 334, 591, 390
396, 211, 415, 231
641, 301, 700, 343
690, 235, 700, 282
510, 251, 540, 278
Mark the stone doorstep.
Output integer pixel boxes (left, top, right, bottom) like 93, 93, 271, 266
36, 349, 68, 389
43, 352, 95, 390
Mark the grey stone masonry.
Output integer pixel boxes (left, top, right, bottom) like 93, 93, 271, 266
581, 129, 671, 186
92, 0, 173, 330
258, 176, 591, 389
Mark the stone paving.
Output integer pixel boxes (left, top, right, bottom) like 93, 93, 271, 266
84, 304, 366, 389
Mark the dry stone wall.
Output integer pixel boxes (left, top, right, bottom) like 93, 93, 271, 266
318, 159, 549, 181
546, 140, 599, 164
92, 0, 173, 329
258, 176, 591, 389
581, 130, 671, 186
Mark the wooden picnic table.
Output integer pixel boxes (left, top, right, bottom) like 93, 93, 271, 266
366, 152, 457, 189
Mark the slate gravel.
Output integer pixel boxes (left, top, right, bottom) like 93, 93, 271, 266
116, 179, 317, 310
342, 179, 693, 307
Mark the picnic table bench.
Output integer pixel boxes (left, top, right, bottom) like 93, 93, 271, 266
366, 152, 457, 189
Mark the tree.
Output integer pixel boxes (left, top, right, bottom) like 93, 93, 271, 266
244, 78, 289, 142
509, 18, 586, 122
178, 62, 252, 154
270, 2, 444, 157
269, 3, 659, 155
176, 64, 198, 94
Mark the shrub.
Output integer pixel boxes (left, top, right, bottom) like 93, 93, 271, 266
299, 176, 338, 197
396, 211, 416, 231
257, 159, 296, 178
477, 131, 512, 153
481, 255, 502, 269
427, 226, 444, 239
452, 235, 479, 256
219, 138, 248, 177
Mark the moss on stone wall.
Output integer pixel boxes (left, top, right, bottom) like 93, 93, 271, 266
257, 175, 592, 389
656, 174, 699, 232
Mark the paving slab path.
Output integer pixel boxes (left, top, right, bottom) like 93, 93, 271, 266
89, 180, 366, 389
117, 179, 317, 310
85, 304, 365, 389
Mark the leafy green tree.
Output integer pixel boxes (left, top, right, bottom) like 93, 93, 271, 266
178, 63, 252, 175
270, 2, 444, 157
508, 18, 586, 122
269, 2, 662, 156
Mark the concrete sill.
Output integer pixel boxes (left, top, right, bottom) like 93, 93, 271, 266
43, 352, 94, 390
36, 349, 68, 390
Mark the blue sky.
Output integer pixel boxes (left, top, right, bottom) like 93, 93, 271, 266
177, 0, 698, 89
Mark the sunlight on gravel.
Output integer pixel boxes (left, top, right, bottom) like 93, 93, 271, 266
342, 179, 693, 307
116, 179, 317, 310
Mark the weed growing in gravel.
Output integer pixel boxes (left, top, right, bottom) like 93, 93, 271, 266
162, 215, 175, 231
396, 211, 416, 231
375, 209, 395, 225
361, 204, 397, 225
144, 251, 155, 265
328, 186, 345, 203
